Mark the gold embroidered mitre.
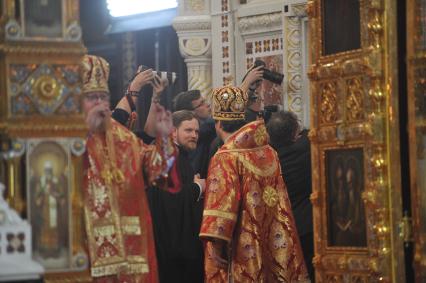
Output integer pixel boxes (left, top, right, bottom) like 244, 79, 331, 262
81, 55, 110, 94
212, 86, 248, 121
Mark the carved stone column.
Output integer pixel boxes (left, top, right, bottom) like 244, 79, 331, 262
173, 1, 212, 98
283, 0, 309, 128
122, 32, 137, 87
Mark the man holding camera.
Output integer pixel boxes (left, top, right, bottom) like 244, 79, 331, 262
111, 66, 206, 282
240, 60, 284, 124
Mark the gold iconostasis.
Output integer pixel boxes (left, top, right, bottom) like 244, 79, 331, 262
0, 0, 425, 282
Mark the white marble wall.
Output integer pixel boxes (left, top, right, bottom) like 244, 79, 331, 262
174, 0, 310, 127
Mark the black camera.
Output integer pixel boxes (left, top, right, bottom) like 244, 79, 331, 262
152, 70, 177, 85
254, 59, 284, 85
139, 65, 178, 85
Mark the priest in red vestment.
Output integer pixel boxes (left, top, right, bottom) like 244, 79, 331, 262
80, 55, 175, 283
200, 86, 310, 282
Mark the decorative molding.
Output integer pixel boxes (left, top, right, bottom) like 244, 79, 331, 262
179, 37, 211, 57
0, 44, 86, 55
283, 2, 308, 18
238, 13, 282, 34
5, 19, 22, 40
283, 1, 309, 126
4, 0, 82, 43
219, 0, 235, 86
172, 15, 212, 32
65, 21, 82, 42
9, 63, 82, 116
244, 34, 284, 105
186, 60, 212, 98
284, 14, 303, 121
184, 0, 205, 12
292, 3, 307, 17
3, 121, 87, 138
173, 12, 212, 97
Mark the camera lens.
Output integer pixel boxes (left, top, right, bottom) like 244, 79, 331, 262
152, 71, 178, 85
254, 59, 284, 85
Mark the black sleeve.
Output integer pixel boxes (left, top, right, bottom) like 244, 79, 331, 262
138, 131, 156, 145
185, 183, 202, 202
112, 108, 130, 126
112, 108, 156, 144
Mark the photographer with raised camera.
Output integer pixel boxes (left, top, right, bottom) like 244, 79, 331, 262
240, 60, 283, 123
112, 65, 171, 144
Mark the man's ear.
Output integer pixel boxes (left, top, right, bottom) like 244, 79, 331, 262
172, 127, 178, 140
214, 120, 222, 138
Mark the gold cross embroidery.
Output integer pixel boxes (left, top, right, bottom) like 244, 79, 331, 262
101, 168, 114, 186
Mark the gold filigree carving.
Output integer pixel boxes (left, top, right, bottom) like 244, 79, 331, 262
319, 82, 337, 124
368, 78, 384, 113
368, 6, 383, 49
33, 75, 60, 100
346, 77, 364, 121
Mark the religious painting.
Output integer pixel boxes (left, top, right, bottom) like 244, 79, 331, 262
26, 139, 70, 270
325, 148, 367, 247
322, 0, 361, 55
21, 0, 64, 38
255, 55, 283, 106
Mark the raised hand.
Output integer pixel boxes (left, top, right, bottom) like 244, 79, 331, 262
194, 174, 206, 192
150, 75, 169, 100
240, 65, 264, 92
128, 67, 155, 92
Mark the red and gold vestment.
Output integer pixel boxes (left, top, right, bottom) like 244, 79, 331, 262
200, 120, 309, 282
83, 119, 175, 283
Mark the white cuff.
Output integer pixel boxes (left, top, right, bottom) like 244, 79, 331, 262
194, 182, 204, 201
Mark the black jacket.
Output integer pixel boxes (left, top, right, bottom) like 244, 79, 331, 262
272, 129, 313, 236
146, 146, 204, 261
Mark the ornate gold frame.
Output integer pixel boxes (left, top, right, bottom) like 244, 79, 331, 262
2, 0, 82, 42
308, 0, 405, 282
407, 0, 426, 281
0, 1, 90, 281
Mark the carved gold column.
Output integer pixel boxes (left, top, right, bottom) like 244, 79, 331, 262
308, 0, 405, 282
3, 140, 26, 215
173, 1, 212, 98
0, 0, 90, 281
407, 0, 426, 281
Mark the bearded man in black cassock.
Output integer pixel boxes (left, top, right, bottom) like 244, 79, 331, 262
146, 110, 205, 283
